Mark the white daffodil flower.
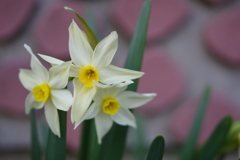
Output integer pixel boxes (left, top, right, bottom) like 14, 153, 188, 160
19, 44, 73, 137
39, 20, 144, 123
74, 81, 156, 144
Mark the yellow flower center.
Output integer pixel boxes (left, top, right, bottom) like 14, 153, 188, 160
102, 97, 120, 115
78, 65, 99, 87
32, 84, 50, 102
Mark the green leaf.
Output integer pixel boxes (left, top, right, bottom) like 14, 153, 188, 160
45, 110, 67, 160
146, 135, 165, 160
30, 110, 41, 160
180, 86, 211, 160
197, 116, 232, 160
97, 0, 151, 160
125, 0, 151, 91
64, 6, 98, 49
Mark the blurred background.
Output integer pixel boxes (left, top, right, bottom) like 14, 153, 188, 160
1, 0, 240, 159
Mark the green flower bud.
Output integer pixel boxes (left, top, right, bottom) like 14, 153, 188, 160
219, 121, 240, 155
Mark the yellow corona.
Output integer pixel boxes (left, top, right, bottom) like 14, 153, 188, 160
32, 84, 50, 102
102, 97, 120, 115
78, 65, 99, 87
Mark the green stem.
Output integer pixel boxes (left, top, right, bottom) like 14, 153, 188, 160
78, 119, 99, 160
78, 120, 91, 160
98, 124, 128, 160
30, 110, 41, 160
45, 110, 67, 160
135, 113, 145, 160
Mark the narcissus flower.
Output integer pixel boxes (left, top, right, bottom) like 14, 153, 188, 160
19, 44, 73, 137
39, 20, 144, 123
74, 82, 156, 144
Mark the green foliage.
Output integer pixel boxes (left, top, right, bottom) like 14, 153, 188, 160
45, 110, 66, 160
135, 114, 146, 160
30, 110, 41, 160
180, 86, 211, 160
146, 135, 165, 160
218, 120, 240, 156
78, 119, 100, 160
196, 116, 232, 160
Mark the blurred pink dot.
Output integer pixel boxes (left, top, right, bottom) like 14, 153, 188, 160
205, 8, 240, 66
0, 0, 35, 42
136, 47, 184, 114
111, 0, 189, 42
34, 1, 88, 60
0, 56, 30, 117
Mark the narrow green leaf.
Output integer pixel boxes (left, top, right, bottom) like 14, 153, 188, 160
98, 0, 152, 160
85, 7, 100, 41
197, 116, 232, 160
146, 135, 165, 160
125, 0, 151, 91
45, 110, 66, 160
64, 6, 98, 49
30, 110, 41, 160
180, 86, 211, 160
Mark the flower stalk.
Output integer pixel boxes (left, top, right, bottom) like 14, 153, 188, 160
45, 110, 67, 160
30, 110, 41, 160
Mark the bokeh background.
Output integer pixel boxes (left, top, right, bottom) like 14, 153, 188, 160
1, 0, 240, 159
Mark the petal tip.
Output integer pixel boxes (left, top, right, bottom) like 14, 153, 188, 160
25, 109, 30, 115
74, 123, 78, 130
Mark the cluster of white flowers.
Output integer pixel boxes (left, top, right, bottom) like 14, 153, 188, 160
19, 20, 156, 143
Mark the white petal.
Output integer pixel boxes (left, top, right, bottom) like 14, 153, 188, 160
38, 53, 79, 77
49, 61, 72, 89
25, 92, 44, 114
74, 101, 101, 129
95, 112, 113, 144
93, 83, 112, 101
38, 54, 64, 66
70, 65, 80, 77
51, 89, 73, 111
117, 91, 156, 109
72, 78, 84, 97
71, 86, 96, 123
19, 69, 38, 91
94, 81, 134, 101
111, 107, 136, 128
24, 44, 49, 83
69, 20, 93, 67
99, 65, 144, 84
45, 99, 60, 137
92, 31, 118, 69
